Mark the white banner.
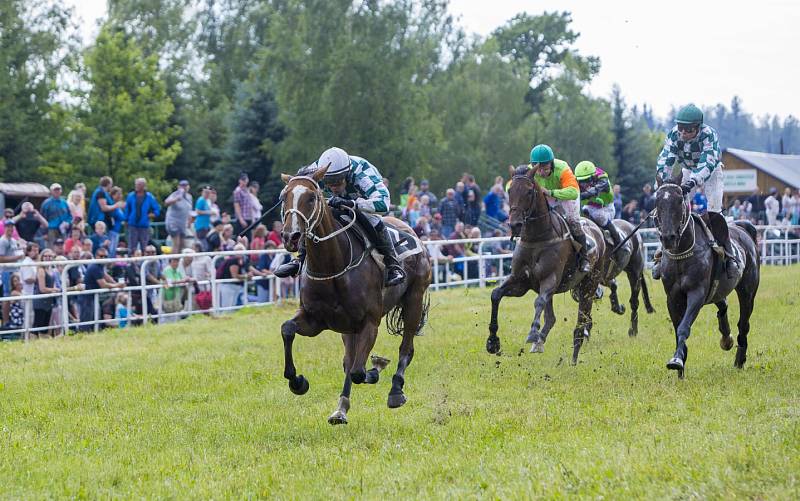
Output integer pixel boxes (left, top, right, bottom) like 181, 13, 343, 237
724, 169, 758, 192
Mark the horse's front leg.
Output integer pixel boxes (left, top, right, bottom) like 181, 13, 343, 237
281, 309, 323, 395
609, 279, 625, 315
528, 273, 558, 353
667, 289, 705, 379
487, 277, 527, 354
571, 277, 597, 365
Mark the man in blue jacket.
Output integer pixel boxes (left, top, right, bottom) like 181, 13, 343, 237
124, 177, 161, 252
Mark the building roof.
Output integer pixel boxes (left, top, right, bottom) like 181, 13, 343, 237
0, 182, 50, 198
725, 148, 800, 188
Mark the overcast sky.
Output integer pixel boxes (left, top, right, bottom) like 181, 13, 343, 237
67, 0, 800, 120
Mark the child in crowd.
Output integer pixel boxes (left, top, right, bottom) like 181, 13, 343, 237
90, 221, 111, 255
115, 293, 130, 328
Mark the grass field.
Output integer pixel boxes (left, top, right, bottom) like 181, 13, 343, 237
1, 267, 799, 499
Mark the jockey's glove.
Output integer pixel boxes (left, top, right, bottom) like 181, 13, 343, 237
328, 196, 355, 209
580, 189, 597, 200
680, 179, 696, 195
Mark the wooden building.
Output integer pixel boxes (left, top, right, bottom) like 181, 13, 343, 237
721, 148, 800, 205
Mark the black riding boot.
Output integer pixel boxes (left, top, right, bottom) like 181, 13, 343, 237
603, 221, 630, 270
274, 246, 306, 278
708, 212, 737, 279
568, 220, 591, 273
372, 222, 406, 286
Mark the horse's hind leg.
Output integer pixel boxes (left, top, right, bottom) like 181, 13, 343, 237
534, 298, 556, 353
329, 327, 377, 426
734, 280, 758, 369
281, 310, 323, 396
528, 275, 557, 352
716, 300, 734, 351
609, 279, 625, 315
571, 279, 596, 365
388, 292, 425, 409
626, 269, 640, 337
487, 277, 527, 355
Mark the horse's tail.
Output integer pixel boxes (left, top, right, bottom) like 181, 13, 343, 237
734, 220, 758, 245
640, 272, 655, 314
386, 290, 430, 337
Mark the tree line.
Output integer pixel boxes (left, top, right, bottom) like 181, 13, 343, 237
1, 0, 797, 207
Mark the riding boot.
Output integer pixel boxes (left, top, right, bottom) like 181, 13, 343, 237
274, 245, 306, 278
707, 211, 738, 279
567, 220, 591, 273
372, 222, 406, 286
603, 221, 630, 270
651, 249, 663, 280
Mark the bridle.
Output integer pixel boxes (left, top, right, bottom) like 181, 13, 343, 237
280, 176, 357, 244
654, 184, 695, 260
510, 174, 553, 227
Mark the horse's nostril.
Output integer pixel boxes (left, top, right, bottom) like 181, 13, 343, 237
290, 232, 301, 242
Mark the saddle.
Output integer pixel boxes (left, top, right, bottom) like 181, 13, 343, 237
550, 209, 598, 258
692, 213, 745, 300
334, 212, 423, 269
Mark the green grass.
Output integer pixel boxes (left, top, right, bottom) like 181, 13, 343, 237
1, 267, 799, 499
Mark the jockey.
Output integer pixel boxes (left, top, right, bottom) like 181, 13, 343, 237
653, 104, 735, 279
530, 144, 591, 273
274, 147, 406, 286
574, 160, 630, 269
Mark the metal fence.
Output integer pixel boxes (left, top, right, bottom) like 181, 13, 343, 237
1, 224, 797, 340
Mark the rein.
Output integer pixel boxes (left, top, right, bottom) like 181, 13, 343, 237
281, 176, 367, 280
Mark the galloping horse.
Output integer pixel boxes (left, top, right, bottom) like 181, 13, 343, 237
279, 165, 431, 424
487, 166, 607, 364
654, 179, 760, 379
597, 219, 655, 337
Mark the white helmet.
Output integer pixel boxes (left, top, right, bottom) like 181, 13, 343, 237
317, 147, 351, 183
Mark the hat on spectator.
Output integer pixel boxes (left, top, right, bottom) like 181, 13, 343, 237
4, 219, 15, 226
182, 248, 195, 254
239, 172, 249, 181
54, 238, 65, 245
178, 179, 189, 186
50, 183, 62, 191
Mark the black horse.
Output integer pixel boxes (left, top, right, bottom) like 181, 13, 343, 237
654, 180, 760, 379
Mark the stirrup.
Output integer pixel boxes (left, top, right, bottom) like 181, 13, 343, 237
385, 266, 406, 287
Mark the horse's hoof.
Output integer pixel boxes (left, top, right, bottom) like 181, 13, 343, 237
365, 368, 380, 384
529, 341, 545, 353
327, 411, 348, 425
628, 328, 637, 338
525, 330, 539, 344
734, 346, 747, 368
720, 335, 734, 351
666, 357, 685, 378
289, 375, 309, 395
387, 392, 407, 409
612, 305, 625, 315
646, 306, 656, 314
486, 336, 501, 354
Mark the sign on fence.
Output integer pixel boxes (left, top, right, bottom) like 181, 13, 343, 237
724, 169, 758, 192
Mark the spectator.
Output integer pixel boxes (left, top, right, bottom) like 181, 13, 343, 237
184, 244, 214, 289
251, 224, 267, 259
430, 213, 443, 234
464, 173, 481, 202
781, 187, 793, 219
248, 181, 263, 223
0, 220, 23, 324
4, 274, 24, 332
464, 226, 483, 280
115, 293, 130, 328
446, 222, 467, 276
691, 187, 708, 216
439, 189, 461, 237
764, 187, 780, 226
40, 183, 71, 245
33, 249, 59, 337
52, 238, 66, 257
194, 186, 214, 248
639, 183, 656, 225
65, 226, 84, 254
267, 221, 283, 248
407, 201, 421, 227
107, 186, 125, 257
81, 238, 94, 256
417, 179, 438, 208
233, 173, 256, 240
419, 195, 432, 220
206, 220, 224, 251
463, 190, 481, 227
622, 199, 639, 224
90, 221, 111, 255
729, 199, 742, 220
78, 246, 124, 332
413, 216, 430, 238
746, 188, 764, 224
0, 209, 20, 240
403, 185, 418, 218
399, 177, 415, 208
454, 181, 466, 210
208, 188, 221, 221
13, 202, 47, 247
164, 180, 193, 253
612, 184, 623, 220
143, 245, 163, 311
125, 177, 161, 253
483, 185, 508, 222
88, 177, 122, 239
218, 243, 249, 309
162, 256, 194, 322
19, 242, 40, 331
66, 245, 84, 324
220, 224, 236, 251
67, 189, 86, 228
249, 245, 274, 303
68, 183, 87, 218
792, 189, 800, 226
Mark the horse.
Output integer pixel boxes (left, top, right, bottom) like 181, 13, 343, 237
595, 218, 655, 337
278, 164, 432, 424
486, 166, 607, 365
653, 179, 760, 379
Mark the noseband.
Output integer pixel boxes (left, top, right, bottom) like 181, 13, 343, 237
281, 176, 357, 244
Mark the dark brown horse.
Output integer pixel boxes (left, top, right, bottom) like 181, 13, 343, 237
279, 165, 431, 424
597, 219, 655, 337
487, 167, 607, 364
654, 179, 760, 379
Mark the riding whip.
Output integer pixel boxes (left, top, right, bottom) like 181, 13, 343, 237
610, 209, 656, 254
237, 196, 285, 238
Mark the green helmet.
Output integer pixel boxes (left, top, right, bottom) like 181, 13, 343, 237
574, 161, 596, 181
676, 104, 703, 125
530, 144, 554, 164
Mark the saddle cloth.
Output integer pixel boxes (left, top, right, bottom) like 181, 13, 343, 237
336, 214, 424, 268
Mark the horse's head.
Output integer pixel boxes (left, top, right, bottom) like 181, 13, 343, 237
654, 177, 688, 252
508, 165, 543, 238
280, 163, 330, 252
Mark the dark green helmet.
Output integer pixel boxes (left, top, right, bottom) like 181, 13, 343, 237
676, 104, 703, 125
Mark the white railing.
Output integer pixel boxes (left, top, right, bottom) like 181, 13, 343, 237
0, 224, 797, 340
